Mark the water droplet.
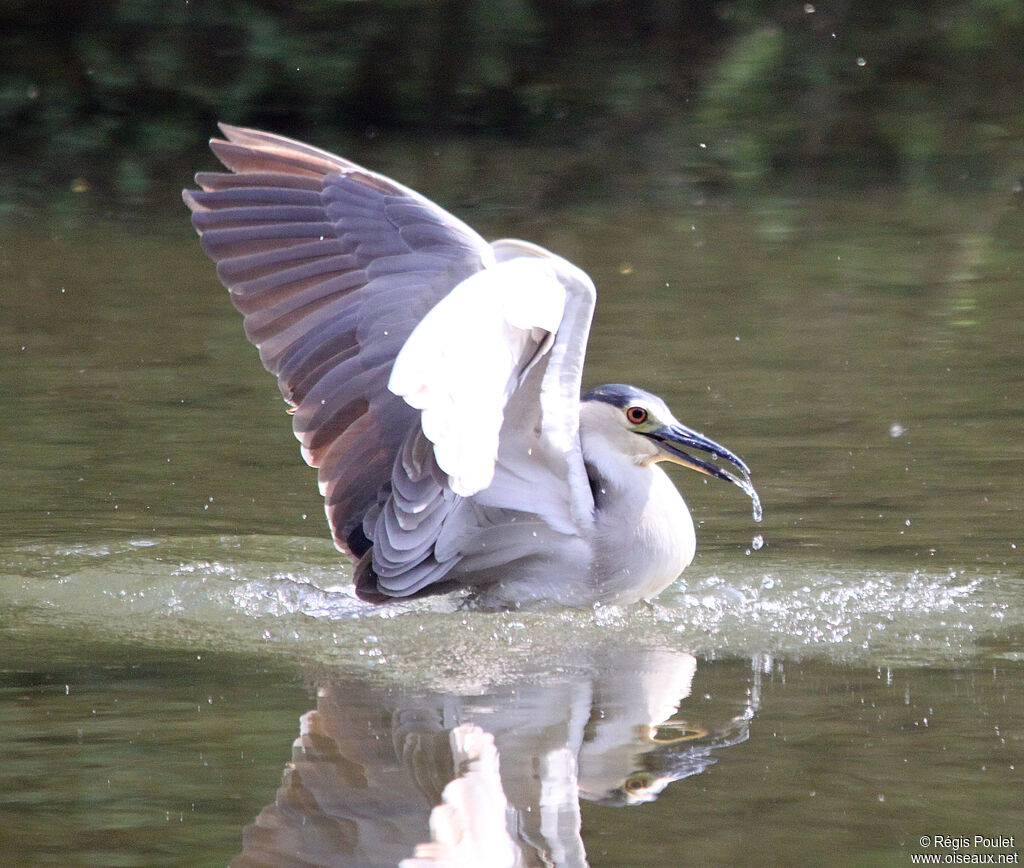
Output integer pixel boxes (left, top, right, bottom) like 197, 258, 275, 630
889, 422, 906, 438
751, 534, 764, 551
741, 482, 763, 523
857, 57, 867, 67
803, 3, 815, 11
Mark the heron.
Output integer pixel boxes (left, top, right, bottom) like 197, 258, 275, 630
183, 125, 760, 609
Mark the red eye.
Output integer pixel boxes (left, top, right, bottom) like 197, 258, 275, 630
626, 406, 648, 424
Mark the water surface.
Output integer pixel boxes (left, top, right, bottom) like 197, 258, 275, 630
1, 184, 1022, 865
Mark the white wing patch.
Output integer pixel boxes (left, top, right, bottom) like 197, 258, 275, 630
388, 257, 567, 497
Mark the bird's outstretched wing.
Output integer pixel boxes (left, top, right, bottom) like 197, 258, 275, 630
184, 125, 596, 598
373, 240, 598, 598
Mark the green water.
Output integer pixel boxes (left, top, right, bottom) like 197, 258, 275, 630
1, 184, 1022, 865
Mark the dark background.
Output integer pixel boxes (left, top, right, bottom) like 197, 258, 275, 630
3, 0, 1022, 212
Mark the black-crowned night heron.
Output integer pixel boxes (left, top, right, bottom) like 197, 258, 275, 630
183, 125, 760, 608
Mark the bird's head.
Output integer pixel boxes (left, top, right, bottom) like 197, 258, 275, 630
580, 384, 759, 513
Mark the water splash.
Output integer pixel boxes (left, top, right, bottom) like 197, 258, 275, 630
2, 537, 1019, 668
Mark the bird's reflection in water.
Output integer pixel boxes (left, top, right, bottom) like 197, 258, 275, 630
232, 651, 763, 867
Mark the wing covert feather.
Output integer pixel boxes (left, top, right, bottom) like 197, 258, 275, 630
388, 257, 566, 497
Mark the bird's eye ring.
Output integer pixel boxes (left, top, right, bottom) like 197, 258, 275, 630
626, 406, 648, 425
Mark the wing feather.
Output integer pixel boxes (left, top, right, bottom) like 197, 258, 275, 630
184, 125, 489, 559
388, 258, 568, 497
185, 125, 598, 602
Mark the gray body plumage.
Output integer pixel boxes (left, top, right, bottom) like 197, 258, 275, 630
184, 126, 757, 608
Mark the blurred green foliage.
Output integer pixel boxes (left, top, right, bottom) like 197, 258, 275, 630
1, 0, 1021, 206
